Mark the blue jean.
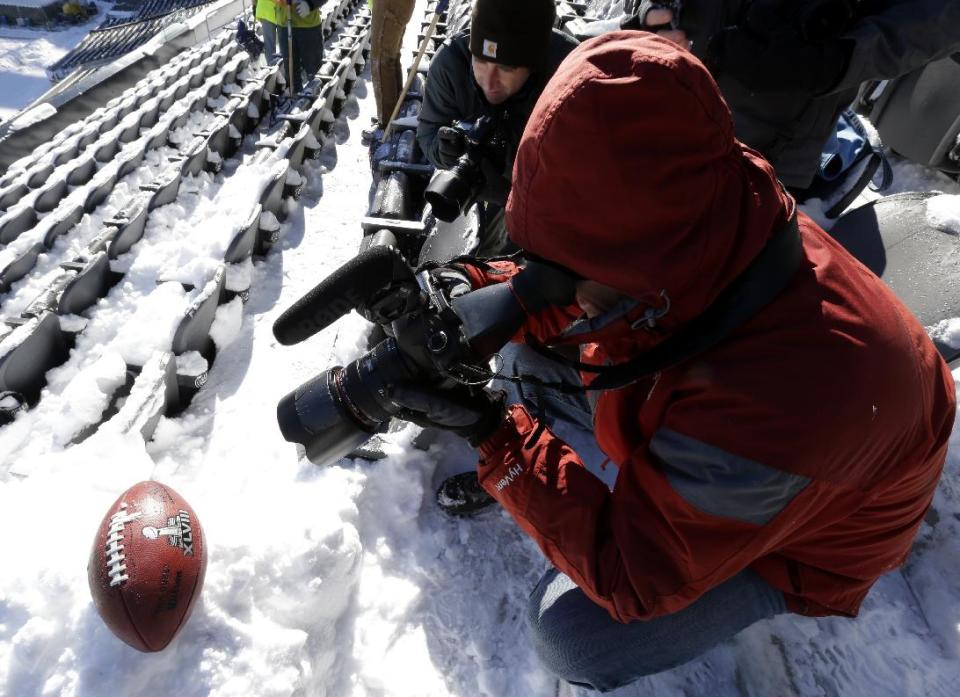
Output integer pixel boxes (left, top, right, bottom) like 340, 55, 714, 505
259, 19, 278, 61
529, 568, 788, 692
492, 342, 787, 690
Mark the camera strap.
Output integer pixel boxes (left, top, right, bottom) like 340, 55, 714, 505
520, 214, 803, 393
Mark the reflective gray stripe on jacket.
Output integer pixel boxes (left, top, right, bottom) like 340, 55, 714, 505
650, 427, 810, 525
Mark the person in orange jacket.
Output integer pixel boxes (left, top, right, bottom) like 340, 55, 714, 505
389, 32, 955, 690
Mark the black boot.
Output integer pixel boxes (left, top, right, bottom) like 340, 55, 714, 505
435, 472, 496, 516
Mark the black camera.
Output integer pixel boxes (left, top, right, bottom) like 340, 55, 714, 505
273, 246, 577, 465
424, 116, 506, 223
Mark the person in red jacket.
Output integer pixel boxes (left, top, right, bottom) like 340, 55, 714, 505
391, 32, 955, 690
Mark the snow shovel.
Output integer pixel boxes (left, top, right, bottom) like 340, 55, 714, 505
381, 0, 450, 143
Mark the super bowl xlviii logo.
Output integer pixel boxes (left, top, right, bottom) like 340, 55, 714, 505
142, 510, 195, 556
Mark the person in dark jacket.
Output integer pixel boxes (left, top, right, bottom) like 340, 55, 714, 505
390, 32, 955, 690
416, 0, 578, 252
626, 0, 960, 194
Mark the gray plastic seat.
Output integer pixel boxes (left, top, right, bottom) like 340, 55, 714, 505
202, 118, 232, 158
58, 252, 111, 315
0, 183, 28, 211
42, 204, 84, 248
103, 203, 148, 258
83, 172, 118, 213
176, 137, 209, 178
224, 205, 261, 264
0, 312, 69, 405
34, 178, 68, 213
52, 142, 79, 166
143, 171, 182, 210
26, 163, 56, 189
116, 142, 147, 179
172, 266, 225, 358
0, 242, 43, 294
0, 206, 39, 245
66, 156, 97, 187
92, 139, 120, 164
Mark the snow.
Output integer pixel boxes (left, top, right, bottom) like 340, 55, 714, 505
0, 1, 958, 696
0, 3, 107, 120
927, 193, 960, 233
5, 100, 55, 130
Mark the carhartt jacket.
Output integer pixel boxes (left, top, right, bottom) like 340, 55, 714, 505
416, 29, 578, 172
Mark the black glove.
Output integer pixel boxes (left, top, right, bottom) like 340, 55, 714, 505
391, 385, 506, 446
428, 265, 473, 299
437, 126, 467, 168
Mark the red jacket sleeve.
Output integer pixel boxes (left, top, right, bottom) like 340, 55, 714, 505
460, 260, 582, 343
476, 404, 849, 622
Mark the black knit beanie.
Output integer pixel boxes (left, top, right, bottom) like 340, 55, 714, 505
469, 0, 557, 69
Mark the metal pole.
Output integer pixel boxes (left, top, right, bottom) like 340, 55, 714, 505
381, 0, 449, 142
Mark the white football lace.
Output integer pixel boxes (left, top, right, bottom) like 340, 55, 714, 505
105, 502, 142, 587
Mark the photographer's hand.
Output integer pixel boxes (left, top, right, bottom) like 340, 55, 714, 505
392, 385, 506, 447
437, 126, 467, 168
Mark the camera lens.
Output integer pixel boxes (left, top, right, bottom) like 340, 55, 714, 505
277, 367, 382, 465
425, 158, 484, 222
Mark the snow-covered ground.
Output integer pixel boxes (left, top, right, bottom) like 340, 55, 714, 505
0, 1, 959, 696
0, 3, 109, 121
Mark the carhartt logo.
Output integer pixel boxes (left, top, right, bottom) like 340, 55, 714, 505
495, 463, 523, 492
482, 39, 498, 59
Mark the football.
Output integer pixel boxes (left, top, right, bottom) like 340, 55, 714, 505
88, 480, 207, 652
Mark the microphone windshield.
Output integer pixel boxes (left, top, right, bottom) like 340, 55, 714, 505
273, 246, 412, 345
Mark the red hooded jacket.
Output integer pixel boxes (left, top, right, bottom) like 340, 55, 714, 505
465, 32, 956, 621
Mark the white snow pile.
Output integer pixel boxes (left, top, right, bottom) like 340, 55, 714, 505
0, 3, 105, 120
926, 193, 960, 233
930, 318, 960, 349
0, 2, 959, 696
5, 101, 56, 131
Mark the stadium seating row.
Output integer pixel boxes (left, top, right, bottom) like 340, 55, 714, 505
0, 0, 372, 445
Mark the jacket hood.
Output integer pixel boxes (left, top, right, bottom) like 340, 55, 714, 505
506, 32, 794, 334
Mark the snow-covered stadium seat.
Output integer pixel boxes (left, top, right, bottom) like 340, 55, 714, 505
0, 207, 39, 245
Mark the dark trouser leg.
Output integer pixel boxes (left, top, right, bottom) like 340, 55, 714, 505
528, 568, 788, 692
371, 0, 416, 124
476, 203, 518, 256
292, 25, 324, 92
276, 25, 297, 93
260, 20, 279, 61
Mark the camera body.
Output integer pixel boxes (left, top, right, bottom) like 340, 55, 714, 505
425, 116, 507, 223
274, 246, 578, 466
